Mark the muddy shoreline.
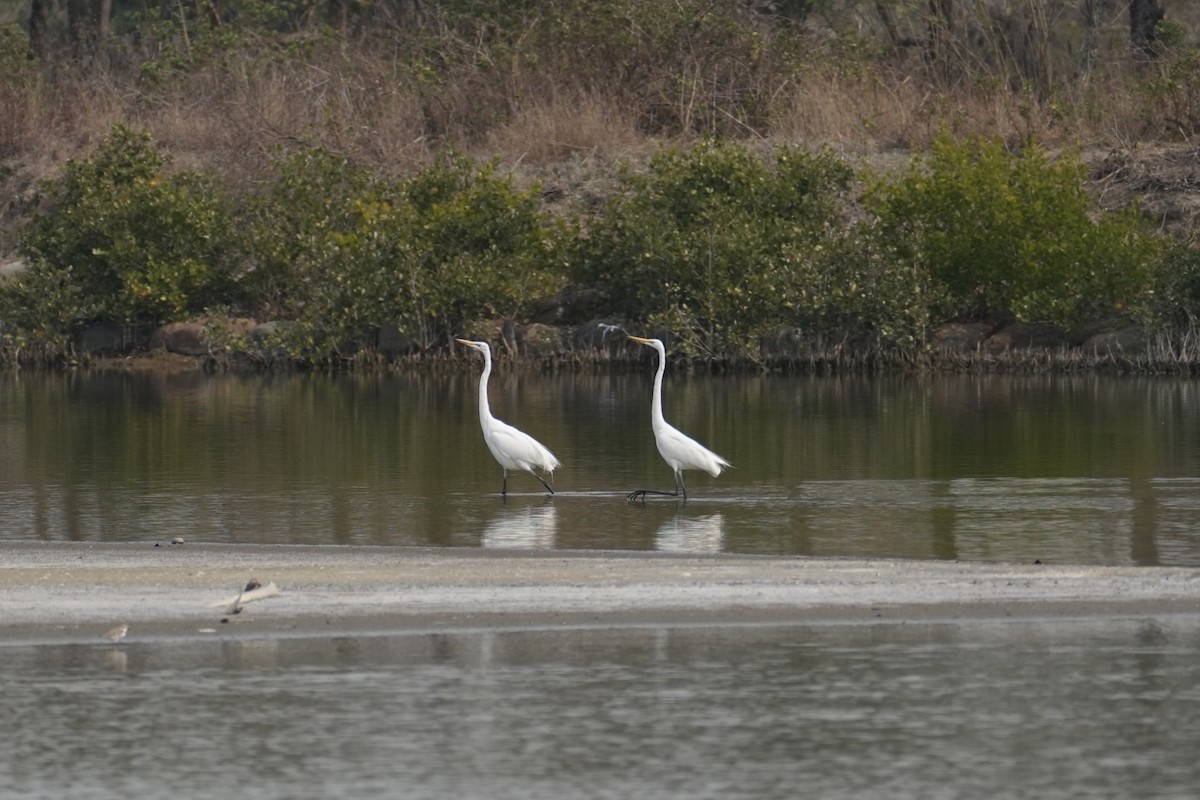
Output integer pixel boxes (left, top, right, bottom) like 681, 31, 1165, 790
3, 541, 1198, 645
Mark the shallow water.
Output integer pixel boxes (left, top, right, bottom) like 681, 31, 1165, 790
2, 618, 1199, 800
6, 367, 1199, 796
3, 369, 1200, 564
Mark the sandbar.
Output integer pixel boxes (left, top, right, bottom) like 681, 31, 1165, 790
1, 541, 1198, 644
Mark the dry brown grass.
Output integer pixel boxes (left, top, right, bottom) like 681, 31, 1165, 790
139, 53, 438, 185
1, 2, 1197, 253
484, 87, 645, 166
0, 57, 1172, 181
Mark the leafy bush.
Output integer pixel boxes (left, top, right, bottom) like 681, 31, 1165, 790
863, 132, 1159, 328
134, 1, 310, 90
568, 140, 858, 356
1145, 236, 1200, 330
398, 153, 558, 344
0, 260, 94, 352
777, 227, 940, 352
242, 147, 382, 319
9, 125, 236, 341
1138, 27, 1200, 133
245, 149, 559, 357
3, 127, 1182, 368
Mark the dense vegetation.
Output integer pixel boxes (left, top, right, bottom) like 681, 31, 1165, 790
1, 123, 1191, 365
0, 1, 1197, 368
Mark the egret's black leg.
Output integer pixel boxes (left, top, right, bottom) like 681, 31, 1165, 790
626, 488, 682, 502
626, 475, 684, 503
501, 471, 508, 496
534, 473, 555, 495
677, 472, 688, 501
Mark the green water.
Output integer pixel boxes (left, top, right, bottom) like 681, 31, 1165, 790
2, 369, 1199, 565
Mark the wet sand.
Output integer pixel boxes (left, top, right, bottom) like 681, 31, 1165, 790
2, 541, 1198, 644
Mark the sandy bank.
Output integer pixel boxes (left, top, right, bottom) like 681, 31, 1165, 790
2, 541, 1198, 644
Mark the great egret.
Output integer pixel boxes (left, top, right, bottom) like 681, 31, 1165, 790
457, 338, 560, 496
627, 336, 730, 501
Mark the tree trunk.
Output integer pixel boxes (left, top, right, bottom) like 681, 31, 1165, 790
28, 0, 46, 58
100, 0, 113, 38
198, 0, 224, 27
1079, 0, 1109, 76
926, 0, 956, 82
1129, 0, 1164, 57
875, 0, 902, 50
65, 0, 100, 54
328, 0, 349, 33
1020, 0, 1052, 94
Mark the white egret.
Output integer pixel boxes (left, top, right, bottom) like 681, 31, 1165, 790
627, 336, 730, 501
457, 338, 560, 496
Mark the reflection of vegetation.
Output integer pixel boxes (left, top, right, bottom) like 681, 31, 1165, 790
5, 371, 1200, 560
34, 370, 1188, 488
8, 371, 434, 489
3, 368, 582, 493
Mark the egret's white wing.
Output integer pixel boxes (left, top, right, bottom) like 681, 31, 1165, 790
487, 420, 560, 473
654, 422, 730, 477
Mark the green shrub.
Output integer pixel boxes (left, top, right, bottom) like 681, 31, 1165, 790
400, 153, 557, 342
778, 226, 940, 352
0, 261, 94, 352
863, 131, 1159, 328
1137, 30, 1200, 134
10, 124, 236, 338
241, 146, 382, 319
245, 150, 559, 358
568, 140, 856, 356
1146, 236, 1200, 330
134, 1, 310, 90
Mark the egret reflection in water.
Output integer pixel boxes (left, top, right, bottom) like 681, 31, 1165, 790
656, 512, 726, 553
482, 503, 558, 549
5, 370, 1200, 565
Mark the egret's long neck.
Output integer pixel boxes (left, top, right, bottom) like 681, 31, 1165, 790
650, 349, 667, 429
477, 352, 494, 428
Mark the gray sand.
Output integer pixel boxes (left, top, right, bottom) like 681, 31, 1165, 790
2, 541, 1198, 644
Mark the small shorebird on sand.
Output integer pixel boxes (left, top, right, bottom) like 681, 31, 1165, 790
103, 624, 128, 643
227, 578, 263, 615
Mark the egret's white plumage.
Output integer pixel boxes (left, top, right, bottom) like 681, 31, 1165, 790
457, 339, 560, 495
627, 336, 730, 501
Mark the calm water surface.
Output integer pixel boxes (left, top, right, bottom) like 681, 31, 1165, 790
2, 369, 1200, 564
4, 369, 1200, 799
3, 619, 1199, 799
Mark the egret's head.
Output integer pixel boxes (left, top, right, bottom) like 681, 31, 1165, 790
456, 338, 490, 355
627, 335, 662, 350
